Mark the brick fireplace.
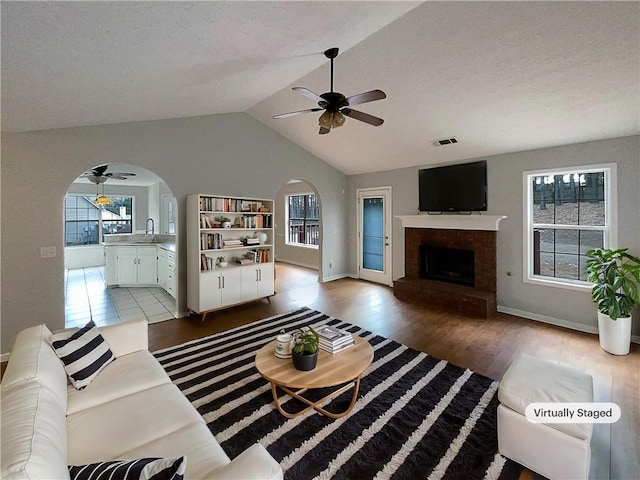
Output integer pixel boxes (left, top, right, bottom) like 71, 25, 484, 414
394, 215, 506, 318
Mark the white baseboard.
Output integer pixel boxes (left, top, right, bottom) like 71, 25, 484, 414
275, 259, 319, 271
1, 352, 10, 363
321, 273, 350, 283
497, 306, 640, 344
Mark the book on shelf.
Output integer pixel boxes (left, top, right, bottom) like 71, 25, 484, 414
235, 257, 254, 265
201, 233, 222, 250
250, 248, 270, 263
200, 254, 215, 271
223, 239, 242, 246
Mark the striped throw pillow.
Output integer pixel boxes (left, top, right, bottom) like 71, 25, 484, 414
52, 320, 115, 390
69, 457, 186, 480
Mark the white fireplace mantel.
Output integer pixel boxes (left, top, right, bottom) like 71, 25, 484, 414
395, 214, 507, 231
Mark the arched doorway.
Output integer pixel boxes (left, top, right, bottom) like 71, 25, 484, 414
274, 179, 323, 290
63, 163, 178, 328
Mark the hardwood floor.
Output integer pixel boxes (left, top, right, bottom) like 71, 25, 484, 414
148, 262, 639, 480
2, 262, 637, 478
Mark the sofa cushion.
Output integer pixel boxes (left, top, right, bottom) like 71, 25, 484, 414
52, 320, 115, 390
1, 381, 69, 480
69, 456, 186, 480
66, 350, 171, 415
118, 423, 231, 479
67, 383, 204, 465
1, 323, 68, 410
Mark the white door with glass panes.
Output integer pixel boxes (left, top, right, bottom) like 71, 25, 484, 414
357, 187, 392, 286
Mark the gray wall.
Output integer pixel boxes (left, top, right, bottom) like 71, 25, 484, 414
1, 113, 347, 353
275, 181, 320, 269
347, 135, 640, 336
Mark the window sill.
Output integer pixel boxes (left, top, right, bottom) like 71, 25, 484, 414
524, 275, 593, 293
285, 243, 319, 250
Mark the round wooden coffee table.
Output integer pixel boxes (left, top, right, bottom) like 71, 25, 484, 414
255, 336, 374, 419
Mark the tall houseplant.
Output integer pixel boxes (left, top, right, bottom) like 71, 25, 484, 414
586, 248, 640, 355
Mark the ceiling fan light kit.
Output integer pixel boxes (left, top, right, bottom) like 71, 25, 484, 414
273, 47, 386, 135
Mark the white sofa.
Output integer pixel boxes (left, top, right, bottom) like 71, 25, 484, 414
1, 319, 283, 480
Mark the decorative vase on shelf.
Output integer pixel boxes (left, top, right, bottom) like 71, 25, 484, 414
222, 222, 232, 229
254, 231, 268, 244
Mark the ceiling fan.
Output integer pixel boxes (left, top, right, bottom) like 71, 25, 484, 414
273, 47, 386, 135
81, 164, 136, 184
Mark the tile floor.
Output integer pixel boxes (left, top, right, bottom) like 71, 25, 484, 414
64, 267, 177, 328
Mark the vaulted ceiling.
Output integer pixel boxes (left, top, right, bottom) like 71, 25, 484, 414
2, 1, 638, 175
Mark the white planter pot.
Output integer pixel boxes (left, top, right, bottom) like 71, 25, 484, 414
597, 312, 632, 355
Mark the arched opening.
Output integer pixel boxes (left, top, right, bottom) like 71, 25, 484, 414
63, 163, 178, 328
274, 179, 323, 291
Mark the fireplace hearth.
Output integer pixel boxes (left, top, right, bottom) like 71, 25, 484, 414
420, 246, 474, 287
394, 226, 498, 317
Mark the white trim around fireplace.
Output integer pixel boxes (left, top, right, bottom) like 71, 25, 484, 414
395, 214, 507, 231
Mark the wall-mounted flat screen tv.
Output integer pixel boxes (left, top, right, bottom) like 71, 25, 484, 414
419, 160, 487, 212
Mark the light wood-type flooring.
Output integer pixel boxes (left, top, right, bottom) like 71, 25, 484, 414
3, 262, 638, 479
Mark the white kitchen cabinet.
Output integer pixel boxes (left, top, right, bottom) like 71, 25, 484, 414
240, 263, 275, 302
165, 249, 176, 298
115, 246, 157, 286
187, 194, 274, 317
158, 248, 168, 290
105, 246, 118, 286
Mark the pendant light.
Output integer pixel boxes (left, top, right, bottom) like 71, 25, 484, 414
95, 182, 112, 206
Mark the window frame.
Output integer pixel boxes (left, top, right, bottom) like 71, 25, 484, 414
522, 163, 617, 291
285, 192, 320, 249
64, 194, 135, 247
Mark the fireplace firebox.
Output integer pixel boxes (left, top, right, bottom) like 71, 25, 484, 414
420, 245, 475, 287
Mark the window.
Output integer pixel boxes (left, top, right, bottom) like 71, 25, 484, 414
65, 195, 133, 246
286, 194, 319, 247
524, 164, 616, 289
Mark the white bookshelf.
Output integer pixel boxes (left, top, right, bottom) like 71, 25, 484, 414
187, 194, 275, 318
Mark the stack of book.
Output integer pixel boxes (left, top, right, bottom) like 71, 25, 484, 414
243, 237, 260, 246
222, 239, 242, 248
316, 325, 354, 354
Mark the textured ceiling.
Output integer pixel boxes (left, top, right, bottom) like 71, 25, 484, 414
2, 1, 638, 175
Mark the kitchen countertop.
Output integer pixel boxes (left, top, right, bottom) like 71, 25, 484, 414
104, 242, 175, 253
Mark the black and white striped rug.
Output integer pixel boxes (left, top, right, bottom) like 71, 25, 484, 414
154, 307, 523, 480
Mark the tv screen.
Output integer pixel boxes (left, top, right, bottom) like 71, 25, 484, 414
419, 160, 487, 212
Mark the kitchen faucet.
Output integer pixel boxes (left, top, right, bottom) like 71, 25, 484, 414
145, 218, 154, 235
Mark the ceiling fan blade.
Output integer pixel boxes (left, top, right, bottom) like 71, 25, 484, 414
105, 172, 136, 177
273, 108, 323, 119
292, 87, 326, 105
319, 126, 331, 135
92, 165, 109, 175
346, 89, 386, 107
341, 108, 384, 127
107, 175, 131, 180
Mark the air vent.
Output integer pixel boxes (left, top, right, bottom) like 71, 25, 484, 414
432, 137, 458, 147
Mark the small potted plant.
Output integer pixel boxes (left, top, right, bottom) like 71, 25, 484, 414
216, 255, 228, 268
586, 248, 640, 355
215, 216, 232, 228
291, 326, 319, 371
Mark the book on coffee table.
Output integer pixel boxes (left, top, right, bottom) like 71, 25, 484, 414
319, 340, 355, 354
316, 325, 354, 353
